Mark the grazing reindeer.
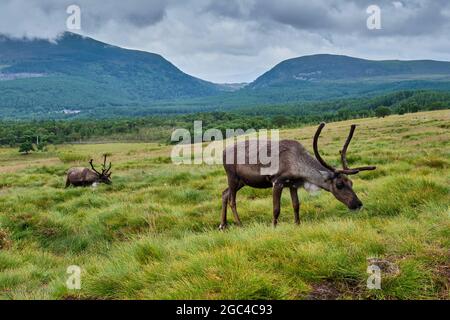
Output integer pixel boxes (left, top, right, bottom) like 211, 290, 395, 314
219, 123, 376, 229
65, 155, 112, 187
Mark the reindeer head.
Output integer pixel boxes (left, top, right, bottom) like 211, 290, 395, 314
89, 155, 112, 185
313, 123, 376, 210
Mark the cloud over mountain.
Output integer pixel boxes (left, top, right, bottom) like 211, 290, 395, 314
1, 0, 449, 82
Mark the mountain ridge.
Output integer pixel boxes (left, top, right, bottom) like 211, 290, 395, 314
1, 32, 450, 119
249, 53, 450, 89
0, 32, 220, 103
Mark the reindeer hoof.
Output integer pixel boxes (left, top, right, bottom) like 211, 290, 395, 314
218, 224, 227, 231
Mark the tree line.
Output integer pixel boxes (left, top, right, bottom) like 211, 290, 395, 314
1, 90, 449, 150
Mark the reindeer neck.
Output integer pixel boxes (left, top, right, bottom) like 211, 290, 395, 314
299, 152, 333, 191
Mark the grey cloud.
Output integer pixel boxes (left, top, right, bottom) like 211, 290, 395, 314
0, 0, 449, 82
204, 0, 250, 19
0, 0, 167, 38
204, 0, 450, 37
82, 0, 168, 28
251, 0, 341, 30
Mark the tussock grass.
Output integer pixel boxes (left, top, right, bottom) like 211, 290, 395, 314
0, 110, 448, 299
57, 151, 90, 164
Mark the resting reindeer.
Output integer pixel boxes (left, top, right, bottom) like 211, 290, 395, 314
65, 155, 112, 187
219, 123, 376, 229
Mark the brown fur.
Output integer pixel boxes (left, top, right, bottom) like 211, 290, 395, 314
65, 156, 112, 187
65, 167, 104, 187
219, 139, 364, 229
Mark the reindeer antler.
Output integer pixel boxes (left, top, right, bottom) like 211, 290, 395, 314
339, 124, 355, 170
313, 123, 336, 172
101, 154, 112, 175
313, 123, 376, 175
104, 162, 112, 174
89, 159, 102, 175
339, 125, 376, 174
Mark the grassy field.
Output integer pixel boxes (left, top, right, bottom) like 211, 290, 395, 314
0, 110, 449, 300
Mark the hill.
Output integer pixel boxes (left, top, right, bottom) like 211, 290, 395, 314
0, 32, 219, 117
250, 54, 450, 88
233, 54, 450, 105
1, 33, 450, 119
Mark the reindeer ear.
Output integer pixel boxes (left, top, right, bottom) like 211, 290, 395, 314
319, 170, 334, 181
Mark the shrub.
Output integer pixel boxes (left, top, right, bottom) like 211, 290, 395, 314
375, 106, 391, 118
19, 141, 34, 154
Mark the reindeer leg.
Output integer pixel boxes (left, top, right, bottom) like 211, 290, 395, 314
229, 180, 244, 227
289, 187, 300, 225
272, 183, 283, 227
219, 188, 229, 230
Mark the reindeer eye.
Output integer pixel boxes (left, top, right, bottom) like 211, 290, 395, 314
336, 182, 344, 189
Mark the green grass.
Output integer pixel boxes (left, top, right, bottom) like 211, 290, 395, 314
0, 110, 449, 299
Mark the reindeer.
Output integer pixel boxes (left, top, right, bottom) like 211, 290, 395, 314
219, 123, 376, 230
65, 155, 112, 187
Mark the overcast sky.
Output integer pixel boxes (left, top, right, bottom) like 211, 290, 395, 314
1, 0, 450, 83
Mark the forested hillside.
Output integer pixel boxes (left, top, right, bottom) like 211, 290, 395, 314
1, 90, 448, 146
1, 33, 450, 119
0, 32, 219, 118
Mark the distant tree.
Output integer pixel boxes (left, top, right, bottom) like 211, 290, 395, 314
409, 102, 420, 113
337, 108, 352, 120
36, 141, 47, 152
375, 106, 391, 118
19, 141, 34, 154
5, 134, 16, 147
272, 115, 290, 127
397, 104, 408, 115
